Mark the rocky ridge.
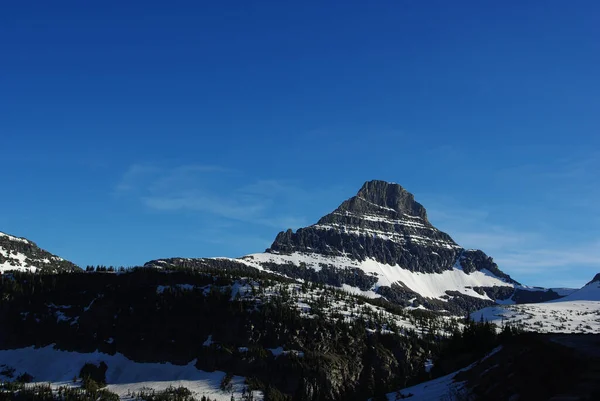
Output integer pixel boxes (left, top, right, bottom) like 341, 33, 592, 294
0, 231, 80, 273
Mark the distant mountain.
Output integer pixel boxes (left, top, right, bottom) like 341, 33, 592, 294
0, 231, 80, 273
146, 180, 563, 313
587, 273, 600, 285
556, 272, 600, 302
472, 272, 600, 334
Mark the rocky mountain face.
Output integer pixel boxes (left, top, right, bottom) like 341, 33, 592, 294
0, 231, 80, 273
268, 181, 513, 280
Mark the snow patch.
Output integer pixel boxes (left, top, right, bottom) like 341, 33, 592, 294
0, 232, 30, 244
239, 252, 512, 302
0, 346, 263, 401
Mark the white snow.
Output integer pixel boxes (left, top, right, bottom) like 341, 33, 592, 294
340, 284, 381, 299
237, 252, 512, 302
0, 248, 36, 273
238, 252, 356, 273
331, 211, 432, 230
472, 278, 600, 334
356, 197, 397, 212
473, 300, 600, 334
0, 232, 30, 244
554, 280, 600, 302
352, 258, 510, 300
0, 346, 263, 401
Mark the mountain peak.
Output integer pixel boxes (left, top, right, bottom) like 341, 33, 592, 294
353, 180, 428, 221
268, 180, 467, 271
587, 273, 600, 286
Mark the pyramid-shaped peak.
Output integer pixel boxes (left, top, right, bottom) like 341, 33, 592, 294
586, 273, 600, 286
352, 180, 428, 221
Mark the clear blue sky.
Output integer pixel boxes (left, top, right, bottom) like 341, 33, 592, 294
1, 1, 598, 287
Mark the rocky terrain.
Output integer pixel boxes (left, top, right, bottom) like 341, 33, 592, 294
0, 231, 79, 273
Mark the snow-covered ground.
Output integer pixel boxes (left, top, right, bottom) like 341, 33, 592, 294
237, 252, 513, 302
1, 231, 66, 273
0, 248, 36, 273
473, 301, 600, 334
472, 279, 600, 334
0, 346, 263, 401
555, 279, 600, 302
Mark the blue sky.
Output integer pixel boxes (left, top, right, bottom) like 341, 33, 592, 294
1, 1, 598, 287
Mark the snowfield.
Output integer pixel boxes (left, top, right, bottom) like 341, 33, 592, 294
0, 248, 37, 273
555, 279, 600, 302
237, 252, 513, 302
473, 301, 600, 334
472, 279, 600, 334
0, 346, 263, 401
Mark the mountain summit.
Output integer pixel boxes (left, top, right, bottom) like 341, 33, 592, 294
270, 180, 486, 275
353, 180, 429, 221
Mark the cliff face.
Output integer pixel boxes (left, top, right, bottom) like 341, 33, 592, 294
269, 180, 512, 280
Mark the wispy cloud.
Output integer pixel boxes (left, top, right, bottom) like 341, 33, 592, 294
429, 202, 600, 286
115, 163, 227, 194
142, 194, 266, 220
115, 163, 316, 229
495, 154, 600, 209
495, 243, 600, 273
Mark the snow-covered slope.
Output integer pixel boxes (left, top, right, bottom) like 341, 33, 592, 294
0, 231, 79, 273
555, 274, 600, 302
472, 273, 600, 334
472, 300, 600, 334
237, 252, 513, 302
0, 346, 262, 401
